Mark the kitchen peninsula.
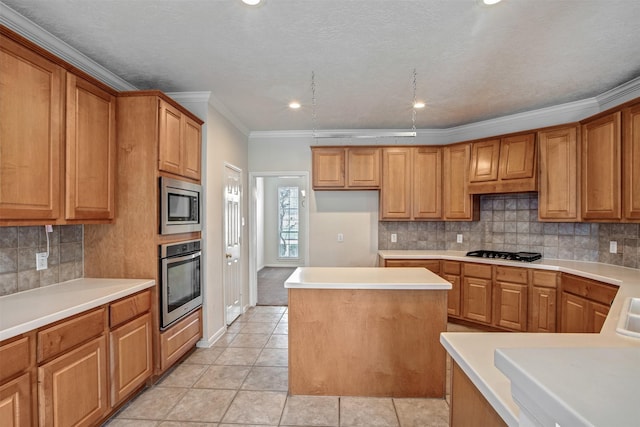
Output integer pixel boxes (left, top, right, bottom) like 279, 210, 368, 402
285, 267, 451, 398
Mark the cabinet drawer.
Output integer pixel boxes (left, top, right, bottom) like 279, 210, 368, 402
110, 289, 152, 328
561, 274, 618, 306
463, 263, 492, 279
0, 334, 32, 383
495, 266, 528, 284
532, 270, 558, 288
160, 309, 202, 372
384, 259, 440, 274
442, 261, 461, 275
38, 308, 105, 363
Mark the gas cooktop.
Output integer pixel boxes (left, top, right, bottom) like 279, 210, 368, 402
465, 250, 542, 262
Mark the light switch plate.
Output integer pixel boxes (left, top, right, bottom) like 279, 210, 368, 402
457, 234, 463, 243
609, 241, 618, 254
391, 233, 397, 243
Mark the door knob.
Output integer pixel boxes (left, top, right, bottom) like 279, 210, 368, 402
225, 253, 232, 259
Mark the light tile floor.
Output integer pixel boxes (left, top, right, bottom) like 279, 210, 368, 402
106, 306, 452, 427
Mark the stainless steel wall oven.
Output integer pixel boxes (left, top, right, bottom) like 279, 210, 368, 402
159, 239, 202, 329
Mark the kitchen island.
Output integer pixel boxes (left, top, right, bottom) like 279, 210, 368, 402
285, 266, 452, 398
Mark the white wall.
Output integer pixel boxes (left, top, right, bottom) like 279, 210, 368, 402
249, 137, 379, 267
256, 177, 265, 271
202, 104, 249, 346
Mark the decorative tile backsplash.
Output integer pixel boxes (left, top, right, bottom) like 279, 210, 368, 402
0, 225, 83, 296
379, 193, 640, 269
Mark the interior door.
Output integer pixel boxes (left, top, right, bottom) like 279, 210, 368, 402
224, 164, 243, 325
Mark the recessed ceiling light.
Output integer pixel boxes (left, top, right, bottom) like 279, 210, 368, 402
483, 0, 502, 4
413, 101, 426, 109
242, 0, 262, 6
289, 101, 301, 109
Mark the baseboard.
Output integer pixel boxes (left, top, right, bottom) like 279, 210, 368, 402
197, 325, 227, 348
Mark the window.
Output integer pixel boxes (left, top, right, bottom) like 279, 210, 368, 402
278, 186, 299, 259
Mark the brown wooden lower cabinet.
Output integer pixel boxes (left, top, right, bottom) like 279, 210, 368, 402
560, 273, 618, 333
0, 372, 32, 427
160, 308, 202, 372
493, 282, 528, 331
450, 361, 507, 427
529, 286, 557, 332
38, 335, 109, 427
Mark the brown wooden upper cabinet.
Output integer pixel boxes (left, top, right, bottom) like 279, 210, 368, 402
468, 133, 537, 194
623, 102, 640, 220
537, 125, 580, 221
380, 146, 442, 220
158, 100, 202, 181
0, 29, 116, 225
311, 147, 380, 190
443, 143, 479, 221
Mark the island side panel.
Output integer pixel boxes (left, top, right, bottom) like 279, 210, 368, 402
288, 288, 447, 397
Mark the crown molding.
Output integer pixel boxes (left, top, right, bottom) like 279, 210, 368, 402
1, 2, 137, 91
166, 91, 211, 122
597, 75, 640, 111
207, 92, 250, 136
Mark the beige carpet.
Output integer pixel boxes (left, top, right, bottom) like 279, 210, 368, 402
257, 267, 296, 306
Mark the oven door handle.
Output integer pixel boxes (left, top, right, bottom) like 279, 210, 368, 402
162, 251, 201, 266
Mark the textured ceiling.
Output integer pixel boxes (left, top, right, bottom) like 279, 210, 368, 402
3, 0, 640, 132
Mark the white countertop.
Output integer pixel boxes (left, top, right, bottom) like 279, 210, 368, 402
284, 266, 452, 290
378, 250, 640, 426
0, 278, 155, 341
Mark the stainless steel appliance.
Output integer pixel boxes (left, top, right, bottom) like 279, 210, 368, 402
466, 250, 542, 262
160, 176, 202, 235
159, 239, 202, 329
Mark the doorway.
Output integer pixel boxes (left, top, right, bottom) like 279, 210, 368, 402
249, 172, 309, 306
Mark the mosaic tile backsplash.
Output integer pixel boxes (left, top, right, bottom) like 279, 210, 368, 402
0, 225, 83, 296
379, 193, 640, 269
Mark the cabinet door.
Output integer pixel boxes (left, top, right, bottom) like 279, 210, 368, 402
469, 139, 500, 182
380, 147, 412, 219
560, 292, 589, 333
413, 147, 442, 219
624, 103, 640, 220
494, 282, 527, 331
529, 286, 557, 332
443, 144, 476, 220
312, 148, 345, 188
158, 100, 183, 175
0, 372, 32, 427
462, 277, 492, 324
581, 112, 622, 220
444, 273, 461, 317
538, 126, 579, 221
0, 34, 64, 221
38, 336, 108, 427
499, 134, 536, 181
110, 313, 152, 406
347, 147, 380, 188
65, 74, 116, 220
182, 115, 202, 180
588, 301, 610, 333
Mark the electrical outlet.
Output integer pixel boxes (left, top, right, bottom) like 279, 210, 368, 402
337, 233, 344, 242
457, 234, 463, 243
391, 233, 397, 243
36, 252, 48, 271
609, 241, 618, 254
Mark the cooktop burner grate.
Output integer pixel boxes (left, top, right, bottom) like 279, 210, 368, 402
465, 250, 542, 262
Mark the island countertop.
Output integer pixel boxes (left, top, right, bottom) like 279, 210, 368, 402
0, 278, 155, 341
284, 266, 452, 290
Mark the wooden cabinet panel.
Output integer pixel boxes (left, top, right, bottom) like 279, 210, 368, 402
0, 336, 31, 383
110, 289, 152, 328
0, 33, 64, 221
495, 266, 528, 285
0, 372, 32, 427
160, 309, 202, 372
381, 147, 412, 219
529, 286, 557, 332
384, 259, 440, 274
561, 274, 618, 306
312, 147, 345, 188
443, 143, 477, 220
560, 292, 589, 333
494, 282, 527, 331
462, 276, 492, 324
624, 103, 640, 220
182, 115, 202, 180
158, 100, 183, 176
589, 301, 610, 333
463, 263, 492, 279
538, 126, 579, 221
38, 335, 108, 427
37, 308, 105, 363
65, 73, 116, 220
444, 273, 462, 317
499, 134, 536, 180
110, 313, 152, 406
581, 111, 622, 220
469, 139, 500, 183
413, 147, 442, 219
347, 147, 380, 188
442, 260, 461, 275
450, 362, 507, 427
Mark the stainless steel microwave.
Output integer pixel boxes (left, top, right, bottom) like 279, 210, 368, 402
160, 177, 202, 235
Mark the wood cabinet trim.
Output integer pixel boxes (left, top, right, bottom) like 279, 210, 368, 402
110, 289, 152, 328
